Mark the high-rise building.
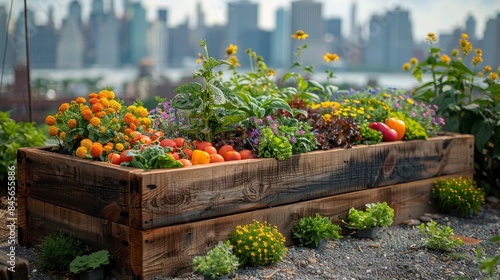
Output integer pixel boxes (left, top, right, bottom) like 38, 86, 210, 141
291, 0, 326, 67
129, 2, 148, 66
364, 7, 414, 70
226, 0, 259, 48
271, 7, 291, 68
169, 18, 192, 67
95, 0, 120, 67
56, 9, 85, 68
465, 15, 476, 41
30, 6, 58, 68
149, 8, 169, 72
482, 14, 500, 68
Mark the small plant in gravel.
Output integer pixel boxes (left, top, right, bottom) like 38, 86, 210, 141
193, 241, 239, 279
70, 249, 110, 274
37, 232, 87, 272
432, 177, 485, 217
229, 220, 287, 267
343, 202, 395, 230
292, 213, 342, 247
476, 235, 500, 276
417, 220, 463, 252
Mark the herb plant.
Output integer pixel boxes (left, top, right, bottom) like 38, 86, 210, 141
417, 220, 463, 252
193, 241, 239, 279
0, 111, 46, 180
125, 145, 183, 169
292, 213, 342, 247
229, 220, 288, 267
70, 250, 110, 274
432, 177, 485, 217
37, 232, 86, 272
344, 202, 395, 230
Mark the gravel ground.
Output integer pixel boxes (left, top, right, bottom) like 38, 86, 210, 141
2, 202, 500, 280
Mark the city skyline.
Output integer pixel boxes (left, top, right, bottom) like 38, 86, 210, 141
4, 0, 500, 41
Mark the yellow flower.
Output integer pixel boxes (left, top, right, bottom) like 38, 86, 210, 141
459, 38, 473, 56
228, 55, 240, 67
59, 132, 66, 141
483, 65, 492, 73
75, 146, 88, 159
291, 29, 309, 40
402, 62, 411, 71
323, 52, 339, 63
406, 98, 415, 105
489, 72, 498, 80
426, 32, 437, 43
322, 114, 332, 122
115, 143, 124, 151
80, 139, 93, 149
441, 54, 451, 64
451, 49, 459, 57
225, 44, 238, 56
268, 68, 275, 77
90, 117, 101, 127
410, 57, 418, 65
137, 107, 149, 118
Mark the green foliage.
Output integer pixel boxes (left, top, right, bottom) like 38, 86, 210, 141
357, 123, 382, 145
476, 235, 500, 276
37, 232, 86, 272
192, 241, 239, 279
229, 220, 288, 267
344, 202, 395, 230
0, 111, 46, 180
171, 40, 247, 142
125, 145, 183, 169
405, 33, 500, 196
432, 177, 485, 217
292, 213, 342, 247
257, 127, 293, 161
417, 220, 463, 252
69, 250, 110, 274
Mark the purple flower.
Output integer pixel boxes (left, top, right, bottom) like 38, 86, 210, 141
411, 111, 417, 117
422, 112, 428, 118
290, 136, 296, 143
266, 116, 273, 122
161, 112, 168, 119
299, 129, 305, 135
439, 117, 445, 125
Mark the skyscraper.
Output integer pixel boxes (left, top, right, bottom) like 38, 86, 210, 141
30, 6, 58, 68
95, 0, 120, 67
129, 2, 148, 66
271, 7, 291, 68
291, 0, 326, 67
482, 14, 500, 69
56, 1, 85, 68
149, 9, 169, 71
226, 0, 259, 48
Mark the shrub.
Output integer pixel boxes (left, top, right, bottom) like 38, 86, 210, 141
229, 220, 287, 267
417, 220, 463, 252
432, 177, 485, 217
292, 213, 342, 247
37, 232, 86, 272
344, 202, 395, 230
193, 241, 239, 279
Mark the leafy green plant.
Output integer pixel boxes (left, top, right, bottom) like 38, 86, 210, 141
69, 250, 110, 274
0, 111, 46, 180
343, 202, 395, 230
171, 40, 247, 142
229, 220, 288, 267
432, 177, 485, 217
405, 32, 500, 196
37, 232, 86, 272
125, 145, 183, 169
476, 235, 500, 276
257, 127, 293, 160
192, 241, 239, 279
417, 220, 463, 252
292, 213, 342, 247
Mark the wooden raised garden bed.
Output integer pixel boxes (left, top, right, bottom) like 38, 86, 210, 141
17, 133, 474, 279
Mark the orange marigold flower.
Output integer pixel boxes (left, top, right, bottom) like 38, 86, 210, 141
99, 126, 106, 133
88, 92, 97, 99
106, 108, 115, 114
97, 91, 108, 99
58, 103, 70, 112
59, 132, 66, 141
75, 97, 86, 104
291, 30, 309, 40
112, 117, 118, 123
95, 111, 106, 118
67, 119, 77, 128
82, 109, 93, 121
109, 100, 122, 111
89, 97, 100, 105
100, 98, 110, 108
45, 115, 56, 126
134, 119, 142, 126
92, 103, 104, 113
104, 144, 113, 153
80, 139, 93, 149
124, 112, 135, 124
137, 107, 148, 118
90, 117, 101, 127
89, 143, 103, 158
106, 90, 115, 100
124, 128, 133, 135
129, 123, 137, 131
76, 146, 88, 159
48, 126, 58, 136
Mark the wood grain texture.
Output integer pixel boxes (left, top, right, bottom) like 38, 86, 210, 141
18, 134, 474, 232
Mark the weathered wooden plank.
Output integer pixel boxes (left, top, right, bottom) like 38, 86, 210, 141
132, 134, 474, 229
19, 147, 132, 226
134, 173, 469, 278
25, 198, 133, 278
17, 148, 29, 246
0, 249, 30, 280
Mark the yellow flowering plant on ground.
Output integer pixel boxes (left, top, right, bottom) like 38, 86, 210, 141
45, 87, 152, 160
432, 177, 485, 217
229, 220, 288, 267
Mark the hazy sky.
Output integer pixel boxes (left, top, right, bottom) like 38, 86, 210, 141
5, 0, 500, 41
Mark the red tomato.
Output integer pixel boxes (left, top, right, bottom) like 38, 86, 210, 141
106, 153, 121, 164
173, 137, 185, 149
195, 141, 212, 151
120, 149, 134, 163
160, 139, 177, 149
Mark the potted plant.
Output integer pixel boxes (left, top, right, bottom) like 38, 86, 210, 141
432, 177, 485, 218
69, 250, 110, 280
343, 202, 395, 239
292, 213, 342, 251
193, 240, 239, 280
